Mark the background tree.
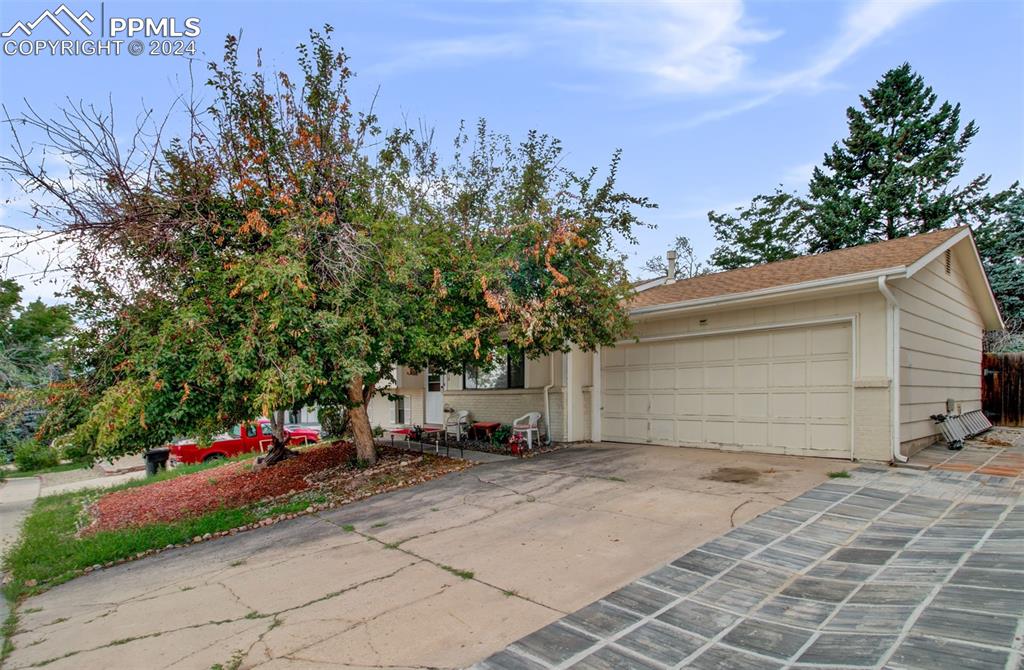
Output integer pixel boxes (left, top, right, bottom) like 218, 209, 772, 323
0, 280, 73, 457
1, 28, 653, 466
976, 187, 1024, 350
708, 189, 810, 270
641, 236, 704, 278
707, 63, 1016, 267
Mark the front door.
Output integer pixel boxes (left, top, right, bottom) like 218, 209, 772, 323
425, 371, 444, 425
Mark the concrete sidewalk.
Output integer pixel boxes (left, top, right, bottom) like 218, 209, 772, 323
1, 477, 41, 556
3, 442, 837, 669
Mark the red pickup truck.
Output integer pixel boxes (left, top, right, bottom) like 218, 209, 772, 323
168, 421, 321, 465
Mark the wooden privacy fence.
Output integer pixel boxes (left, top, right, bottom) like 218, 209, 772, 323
983, 353, 1024, 426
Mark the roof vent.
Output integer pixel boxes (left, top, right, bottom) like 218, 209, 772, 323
666, 250, 677, 284
945, 249, 951, 275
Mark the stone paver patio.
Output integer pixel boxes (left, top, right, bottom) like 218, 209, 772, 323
476, 450, 1024, 670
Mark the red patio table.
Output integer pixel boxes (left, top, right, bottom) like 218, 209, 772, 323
471, 421, 502, 441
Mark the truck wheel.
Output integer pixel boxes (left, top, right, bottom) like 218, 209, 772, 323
203, 453, 226, 463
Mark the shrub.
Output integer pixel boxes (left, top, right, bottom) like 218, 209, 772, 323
493, 424, 512, 444
13, 439, 60, 471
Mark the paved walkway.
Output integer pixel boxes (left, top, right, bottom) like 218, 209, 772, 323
0, 477, 41, 556
476, 462, 1024, 670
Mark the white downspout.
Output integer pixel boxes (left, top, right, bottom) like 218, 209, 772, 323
878, 276, 906, 463
543, 355, 554, 444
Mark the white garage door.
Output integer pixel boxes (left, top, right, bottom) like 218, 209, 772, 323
601, 323, 852, 459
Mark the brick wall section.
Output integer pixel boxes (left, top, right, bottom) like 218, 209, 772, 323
444, 389, 565, 442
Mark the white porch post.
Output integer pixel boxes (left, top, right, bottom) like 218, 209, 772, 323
592, 347, 602, 442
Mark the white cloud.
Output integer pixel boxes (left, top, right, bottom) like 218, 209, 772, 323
670, 0, 938, 128
544, 1, 778, 94
762, 0, 937, 92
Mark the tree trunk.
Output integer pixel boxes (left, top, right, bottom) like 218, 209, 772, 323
263, 409, 297, 466
347, 376, 377, 465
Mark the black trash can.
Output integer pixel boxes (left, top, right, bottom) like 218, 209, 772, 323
144, 447, 170, 476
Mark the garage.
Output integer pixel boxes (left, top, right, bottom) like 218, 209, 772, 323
601, 322, 853, 459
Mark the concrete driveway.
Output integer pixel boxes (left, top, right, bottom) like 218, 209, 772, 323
5, 443, 837, 670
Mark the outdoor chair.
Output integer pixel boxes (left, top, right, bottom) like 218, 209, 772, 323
445, 409, 471, 442
512, 412, 543, 451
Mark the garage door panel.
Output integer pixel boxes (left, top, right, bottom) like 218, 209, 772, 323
649, 419, 675, 443
625, 393, 648, 414
626, 346, 649, 366
675, 394, 702, 416
676, 420, 702, 443
737, 332, 770, 359
810, 392, 849, 419
675, 340, 703, 363
705, 366, 735, 388
736, 393, 768, 418
650, 368, 675, 389
736, 421, 768, 446
809, 424, 848, 455
626, 369, 650, 389
812, 325, 850, 355
650, 342, 675, 365
772, 361, 806, 387
705, 394, 734, 416
773, 393, 806, 418
625, 418, 648, 437
772, 329, 808, 357
810, 359, 849, 385
705, 421, 734, 444
676, 368, 703, 389
602, 323, 852, 458
704, 337, 734, 361
736, 364, 768, 388
772, 423, 807, 451
650, 393, 674, 415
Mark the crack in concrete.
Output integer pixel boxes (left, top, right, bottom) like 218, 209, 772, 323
318, 515, 567, 619
11, 561, 423, 669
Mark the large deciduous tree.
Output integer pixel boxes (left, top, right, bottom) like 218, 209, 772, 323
1, 28, 653, 465
707, 63, 1016, 268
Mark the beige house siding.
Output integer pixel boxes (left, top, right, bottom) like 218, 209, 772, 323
895, 250, 984, 452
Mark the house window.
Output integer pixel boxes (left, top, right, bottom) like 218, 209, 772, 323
394, 396, 410, 424
463, 352, 525, 390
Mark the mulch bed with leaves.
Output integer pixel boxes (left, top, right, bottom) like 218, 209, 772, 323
86, 443, 469, 534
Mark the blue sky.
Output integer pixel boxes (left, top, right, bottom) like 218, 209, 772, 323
1, 0, 1022, 302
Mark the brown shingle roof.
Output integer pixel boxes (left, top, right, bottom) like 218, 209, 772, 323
630, 227, 965, 310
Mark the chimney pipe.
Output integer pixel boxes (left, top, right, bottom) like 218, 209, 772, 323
666, 249, 677, 284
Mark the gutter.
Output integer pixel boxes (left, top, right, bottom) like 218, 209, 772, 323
877, 276, 906, 463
